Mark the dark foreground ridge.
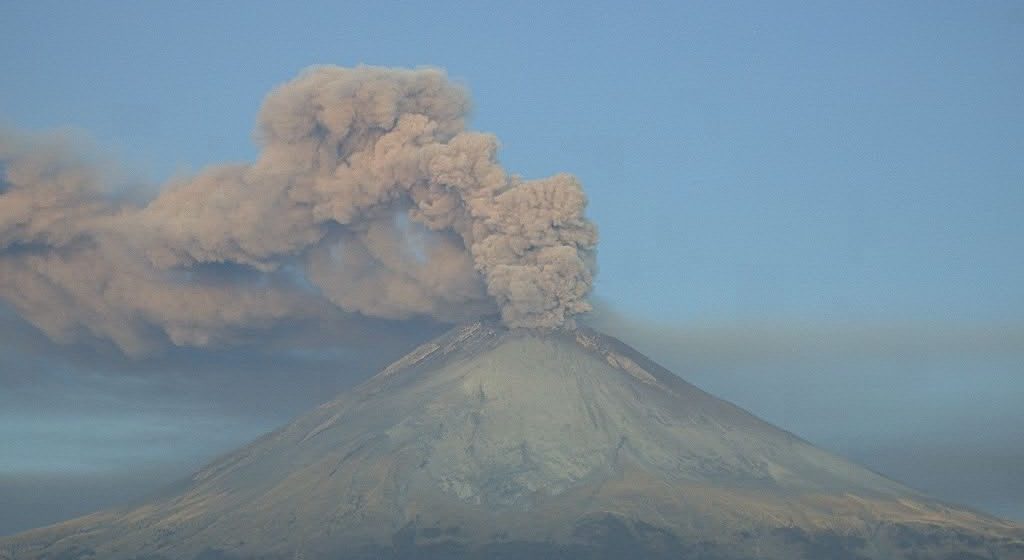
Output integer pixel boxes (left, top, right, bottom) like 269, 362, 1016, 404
2, 322, 1022, 559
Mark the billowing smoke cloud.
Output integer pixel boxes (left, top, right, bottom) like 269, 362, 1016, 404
0, 66, 597, 354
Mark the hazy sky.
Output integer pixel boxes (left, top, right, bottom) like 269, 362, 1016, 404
1, 1, 1022, 535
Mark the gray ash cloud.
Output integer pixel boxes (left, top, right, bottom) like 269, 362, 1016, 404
0, 66, 597, 354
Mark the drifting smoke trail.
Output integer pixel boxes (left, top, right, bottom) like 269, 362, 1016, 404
0, 66, 597, 354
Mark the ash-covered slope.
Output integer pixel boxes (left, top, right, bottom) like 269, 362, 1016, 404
3, 323, 1022, 559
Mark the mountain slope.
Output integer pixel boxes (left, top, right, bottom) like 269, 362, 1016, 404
2, 322, 1022, 559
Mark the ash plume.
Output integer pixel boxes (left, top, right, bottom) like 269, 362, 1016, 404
0, 66, 597, 354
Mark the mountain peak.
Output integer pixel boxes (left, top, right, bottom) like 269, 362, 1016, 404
3, 323, 1022, 559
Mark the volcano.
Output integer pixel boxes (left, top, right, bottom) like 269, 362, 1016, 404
2, 322, 1022, 559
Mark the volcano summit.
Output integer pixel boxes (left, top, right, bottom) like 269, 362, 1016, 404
2, 322, 1022, 559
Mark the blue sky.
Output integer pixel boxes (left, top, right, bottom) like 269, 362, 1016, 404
1, 0, 1022, 534
3, 1, 1021, 323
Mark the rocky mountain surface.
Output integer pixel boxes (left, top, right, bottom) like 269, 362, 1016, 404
2, 322, 1022, 559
